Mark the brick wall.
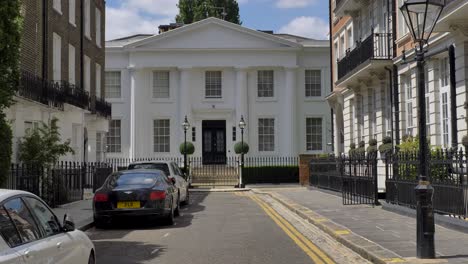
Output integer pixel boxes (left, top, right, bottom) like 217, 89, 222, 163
20, 0, 44, 77
299, 154, 319, 186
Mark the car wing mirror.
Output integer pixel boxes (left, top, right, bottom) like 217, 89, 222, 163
169, 176, 176, 185
62, 214, 76, 232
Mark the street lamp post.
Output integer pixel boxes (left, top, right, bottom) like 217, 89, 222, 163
182, 116, 190, 175
239, 116, 246, 188
400, 0, 445, 259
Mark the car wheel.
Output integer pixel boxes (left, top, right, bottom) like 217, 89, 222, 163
182, 188, 190, 206
88, 251, 95, 264
175, 195, 180, 217
165, 200, 175, 225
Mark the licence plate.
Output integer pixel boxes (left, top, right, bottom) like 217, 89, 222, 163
117, 201, 141, 209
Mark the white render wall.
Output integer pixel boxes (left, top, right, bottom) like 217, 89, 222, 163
105, 49, 331, 159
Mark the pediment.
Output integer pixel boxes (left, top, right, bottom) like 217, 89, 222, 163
127, 18, 300, 50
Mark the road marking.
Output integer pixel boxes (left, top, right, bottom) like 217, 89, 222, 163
163, 233, 170, 238
151, 249, 160, 255
382, 258, 406, 263
376, 226, 385, 231
334, 230, 350, 235
249, 194, 335, 264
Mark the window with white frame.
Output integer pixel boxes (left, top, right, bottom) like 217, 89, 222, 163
258, 70, 274, 97
69, 0, 75, 25
347, 26, 353, 50
349, 99, 354, 143
405, 75, 413, 136
397, 0, 409, 38
96, 132, 104, 162
258, 118, 275, 152
205, 71, 222, 98
383, 85, 392, 137
52, 33, 61, 82
84, 56, 90, 92
153, 71, 170, 98
68, 44, 75, 84
356, 95, 364, 141
84, 0, 91, 38
340, 34, 345, 58
53, 0, 61, 13
24, 121, 39, 134
306, 118, 323, 151
95, 63, 101, 98
305, 70, 321, 97
105, 71, 121, 98
440, 57, 450, 148
95, 8, 101, 47
154, 119, 170, 153
368, 89, 376, 139
107, 120, 121, 153
72, 124, 81, 159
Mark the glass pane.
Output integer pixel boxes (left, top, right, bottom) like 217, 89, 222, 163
23, 198, 61, 237
0, 207, 21, 247
3, 198, 41, 244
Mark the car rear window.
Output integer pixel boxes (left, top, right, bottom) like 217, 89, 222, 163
128, 163, 170, 175
107, 172, 165, 188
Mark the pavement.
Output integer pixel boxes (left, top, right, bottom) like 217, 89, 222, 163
52, 199, 94, 231
255, 187, 468, 264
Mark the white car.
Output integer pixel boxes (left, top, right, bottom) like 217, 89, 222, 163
0, 189, 95, 264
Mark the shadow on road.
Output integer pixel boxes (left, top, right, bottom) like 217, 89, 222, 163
93, 240, 166, 264
89, 191, 209, 239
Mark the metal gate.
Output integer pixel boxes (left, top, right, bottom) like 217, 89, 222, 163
341, 155, 379, 205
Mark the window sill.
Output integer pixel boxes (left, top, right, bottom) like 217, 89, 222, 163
53, 7, 62, 15
304, 97, 324, 102
151, 98, 174, 104
256, 97, 277, 102
203, 97, 224, 103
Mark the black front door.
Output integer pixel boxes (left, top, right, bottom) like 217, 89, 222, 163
202, 120, 226, 164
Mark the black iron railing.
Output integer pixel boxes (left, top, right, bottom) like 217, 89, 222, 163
60, 81, 90, 110
385, 149, 468, 219
337, 32, 392, 81
18, 71, 65, 109
94, 96, 112, 118
309, 156, 343, 192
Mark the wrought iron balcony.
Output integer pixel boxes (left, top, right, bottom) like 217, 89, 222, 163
18, 71, 65, 109
93, 96, 112, 118
60, 81, 90, 110
337, 32, 392, 82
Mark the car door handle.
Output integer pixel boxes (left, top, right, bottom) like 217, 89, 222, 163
56, 242, 62, 249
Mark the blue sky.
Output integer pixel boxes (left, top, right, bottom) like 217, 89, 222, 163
105, 0, 329, 40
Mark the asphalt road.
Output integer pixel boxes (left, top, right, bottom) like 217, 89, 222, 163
86, 192, 319, 264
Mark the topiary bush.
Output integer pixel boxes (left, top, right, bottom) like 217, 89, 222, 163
179, 142, 195, 155
379, 136, 393, 157
234, 142, 249, 154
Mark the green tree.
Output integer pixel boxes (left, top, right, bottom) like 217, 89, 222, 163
18, 117, 75, 167
176, 0, 241, 24
0, 0, 22, 186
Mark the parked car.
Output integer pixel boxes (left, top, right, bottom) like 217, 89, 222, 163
0, 189, 95, 264
127, 161, 190, 205
93, 169, 179, 228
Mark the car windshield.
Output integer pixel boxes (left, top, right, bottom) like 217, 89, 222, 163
128, 163, 170, 176
106, 172, 165, 188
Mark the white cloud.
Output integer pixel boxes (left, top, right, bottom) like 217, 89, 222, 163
106, 6, 172, 40
275, 0, 316, 8
278, 16, 328, 39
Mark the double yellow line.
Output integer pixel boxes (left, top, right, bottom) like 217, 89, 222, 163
241, 192, 335, 264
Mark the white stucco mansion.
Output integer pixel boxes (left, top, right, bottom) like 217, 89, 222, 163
105, 18, 331, 162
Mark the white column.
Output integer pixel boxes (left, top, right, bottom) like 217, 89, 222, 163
284, 67, 297, 156
129, 67, 136, 159
235, 68, 248, 136
179, 68, 191, 145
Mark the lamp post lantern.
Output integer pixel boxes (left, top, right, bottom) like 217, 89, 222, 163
182, 116, 190, 175
239, 115, 246, 188
400, 0, 444, 259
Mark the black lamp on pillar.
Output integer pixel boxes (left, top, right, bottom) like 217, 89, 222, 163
182, 116, 190, 174
400, 0, 445, 259
238, 115, 246, 188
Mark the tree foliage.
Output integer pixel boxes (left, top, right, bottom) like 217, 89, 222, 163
18, 117, 74, 166
176, 0, 241, 25
0, 0, 22, 110
0, 113, 12, 187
